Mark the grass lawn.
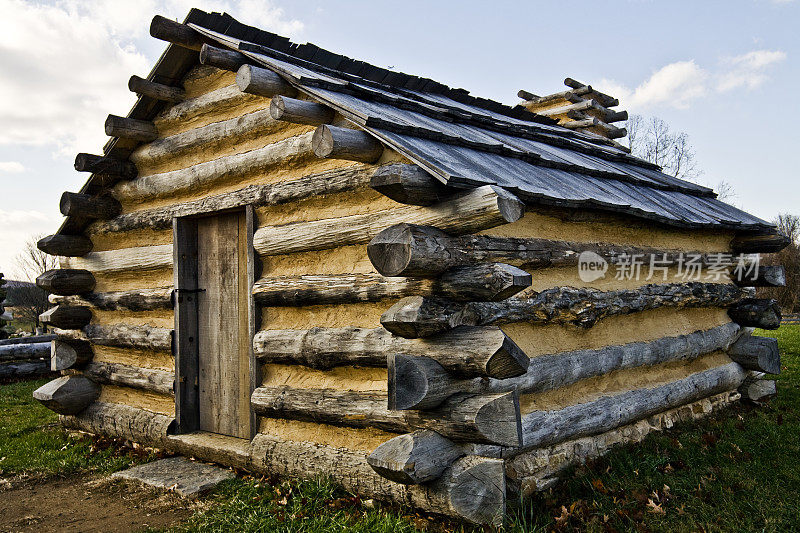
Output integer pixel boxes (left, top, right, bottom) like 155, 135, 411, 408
1, 326, 798, 532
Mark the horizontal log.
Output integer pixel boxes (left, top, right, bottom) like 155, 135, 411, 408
312, 125, 383, 163
253, 185, 524, 256
252, 264, 530, 306
0, 341, 50, 361
366, 430, 464, 484
199, 43, 247, 72
50, 287, 173, 311
270, 95, 334, 126
728, 298, 781, 329
114, 131, 313, 203
60, 192, 121, 219
39, 305, 92, 330
37, 234, 93, 257
128, 75, 185, 103
0, 334, 55, 346
516, 362, 747, 452
727, 334, 780, 374
730, 232, 790, 254
60, 401, 172, 447
381, 283, 745, 338
93, 164, 375, 235
253, 325, 528, 378
0, 359, 50, 378
390, 322, 742, 410
74, 153, 138, 179
738, 374, 777, 402
33, 375, 99, 415
251, 386, 521, 446
83, 361, 174, 395
250, 433, 505, 525
369, 163, 451, 206
236, 64, 298, 98
61, 244, 173, 273
51, 338, 93, 370
149, 15, 207, 51
55, 323, 172, 352
105, 115, 158, 142
36, 269, 96, 295
367, 223, 728, 278
733, 265, 786, 287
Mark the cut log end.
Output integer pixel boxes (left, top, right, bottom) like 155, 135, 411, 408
733, 265, 786, 288
105, 115, 158, 142
33, 375, 99, 415
389, 354, 452, 410
270, 96, 335, 126
235, 64, 297, 98
487, 335, 530, 379
51, 338, 94, 371
74, 153, 137, 179
149, 15, 205, 50
127, 75, 185, 104
728, 335, 780, 374
728, 298, 782, 329
37, 234, 93, 258
472, 392, 522, 448
369, 164, 450, 206
367, 223, 452, 277
730, 232, 790, 254
36, 269, 96, 295
199, 43, 247, 72
366, 430, 463, 484
312, 125, 383, 163
39, 305, 92, 330
439, 456, 506, 526
60, 192, 121, 220
380, 296, 460, 338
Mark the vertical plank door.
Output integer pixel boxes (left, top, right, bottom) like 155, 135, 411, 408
196, 210, 251, 438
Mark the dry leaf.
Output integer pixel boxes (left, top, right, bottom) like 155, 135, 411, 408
646, 498, 665, 515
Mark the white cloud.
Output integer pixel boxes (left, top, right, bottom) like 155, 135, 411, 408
0, 161, 25, 173
718, 50, 786, 91
0, 209, 60, 277
0, 0, 304, 158
595, 49, 785, 111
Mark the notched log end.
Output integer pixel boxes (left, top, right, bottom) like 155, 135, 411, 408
369, 164, 449, 206
444, 456, 507, 526
32, 375, 99, 415
473, 392, 522, 448
367, 430, 462, 484
486, 334, 530, 379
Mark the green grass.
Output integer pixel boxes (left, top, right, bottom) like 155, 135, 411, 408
0, 378, 151, 477
3, 327, 799, 532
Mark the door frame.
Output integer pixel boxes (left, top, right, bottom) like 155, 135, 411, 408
172, 205, 258, 438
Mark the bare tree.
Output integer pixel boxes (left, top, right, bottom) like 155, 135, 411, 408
714, 180, 737, 203
626, 115, 701, 181
11, 234, 57, 332
758, 213, 800, 313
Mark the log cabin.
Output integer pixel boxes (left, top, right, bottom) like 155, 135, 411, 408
33, 9, 788, 525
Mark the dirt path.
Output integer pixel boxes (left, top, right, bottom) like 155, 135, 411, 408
0, 475, 197, 532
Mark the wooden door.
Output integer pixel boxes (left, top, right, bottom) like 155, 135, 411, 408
195, 211, 251, 438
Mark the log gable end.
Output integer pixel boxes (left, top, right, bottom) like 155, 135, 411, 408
34, 9, 786, 525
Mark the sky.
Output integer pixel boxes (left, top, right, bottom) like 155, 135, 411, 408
0, 0, 798, 277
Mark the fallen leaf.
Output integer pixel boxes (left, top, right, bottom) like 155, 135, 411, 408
646, 499, 665, 515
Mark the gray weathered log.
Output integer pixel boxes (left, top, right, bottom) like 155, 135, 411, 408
253, 185, 524, 256
128, 75, 185, 103
39, 305, 92, 330
37, 234, 93, 257
367, 223, 724, 278
50, 287, 173, 311
83, 361, 174, 395
730, 232, 790, 254
236, 64, 298, 98
33, 375, 100, 415
55, 323, 173, 352
251, 387, 522, 446
0, 359, 50, 378
250, 433, 505, 525
366, 430, 464, 484
105, 114, 158, 142
738, 373, 777, 402
381, 283, 745, 338
515, 362, 747, 452
60, 401, 172, 447
92, 165, 374, 234
36, 269, 95, 295
733, 265, 786, 287
60, 192, 121, 219
390, 322, 742, 410
199, 43, 247, 72
0, 341, 51, 361
369, 163, 452, 206
312, 124, 383, 163
74, 153, 138, 178
727, 334, 780, 374
149, 15, 207, 51
59, 244, 173, 274
0, 334, 55, 346
270, 95, 334, 126
252, 264, 530, 306
728, 298, 781, 329
253, 325, 528, 378
51, 338, 93, 370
